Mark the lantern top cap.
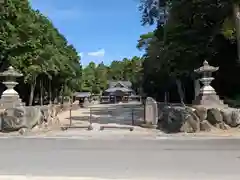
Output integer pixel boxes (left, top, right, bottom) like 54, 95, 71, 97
194, 60, 219, 73
0, 66, 23, 77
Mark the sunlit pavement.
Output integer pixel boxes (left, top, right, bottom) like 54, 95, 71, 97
0, 137, 239, 179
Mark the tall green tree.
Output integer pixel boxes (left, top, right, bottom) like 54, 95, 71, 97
81, 62, 96, 93
139, 0, 240, 103
0, 0, 82, 105
82, 56, 143, 95
95, 62, 108, 93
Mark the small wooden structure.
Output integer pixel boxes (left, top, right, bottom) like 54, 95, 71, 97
73, 92, 91, 107
101, 81, 135, 103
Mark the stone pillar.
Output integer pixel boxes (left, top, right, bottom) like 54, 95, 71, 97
145, 97, 158, 125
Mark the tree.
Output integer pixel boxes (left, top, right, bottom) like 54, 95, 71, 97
137, 32, 155, 50
108, 61, 125, 80
81, 56, 143, 95
0, 0, 82, 105
138, 0, 240, 103
81, 62, 96, 93
95, 62, 108, 93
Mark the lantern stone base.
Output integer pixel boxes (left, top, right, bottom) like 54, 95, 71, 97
192, 93, 227, 108
0, 93, 24, 108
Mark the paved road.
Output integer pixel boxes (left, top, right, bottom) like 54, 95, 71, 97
0, 138, 240, 179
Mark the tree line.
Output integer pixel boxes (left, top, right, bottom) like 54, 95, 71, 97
137, 0, 240, 105
2, 0, 240, 106
83, 0, 240, 106
0, 0, 82, 105
81, 56, 143, 94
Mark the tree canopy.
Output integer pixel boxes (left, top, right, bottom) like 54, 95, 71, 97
2, 0, 240, 106
138, 0, 240, 104
0, 0, 82, 105
81, 56, 143, 94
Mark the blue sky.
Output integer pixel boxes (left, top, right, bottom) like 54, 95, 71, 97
30, 0, 155, 66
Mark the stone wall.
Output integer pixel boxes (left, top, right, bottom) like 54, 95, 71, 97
0, 103, 73, 133
157, 104, 240, 133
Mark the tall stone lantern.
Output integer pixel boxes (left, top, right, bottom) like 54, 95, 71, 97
192, 60, 226, 107
0, 66, 24, 107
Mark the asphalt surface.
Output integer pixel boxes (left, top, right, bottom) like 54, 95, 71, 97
0, 137, 239, 179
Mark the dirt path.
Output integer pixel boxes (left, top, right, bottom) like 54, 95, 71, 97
58, 108, 91, 126
56, 106, 157, 133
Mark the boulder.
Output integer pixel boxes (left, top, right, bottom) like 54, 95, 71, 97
184, 108, 200, 132
220, 108, 240, 127
157, 105, 240, 133
206, 108, 230, 130
218, 122, 230, 130
193, 106, 207, 122
200, 120, 212, 131
158, 106, 200, 133
207, 108, 223, 124
1, 106, 45, 132
232, 110, 240, 127
221, 108, 233, 126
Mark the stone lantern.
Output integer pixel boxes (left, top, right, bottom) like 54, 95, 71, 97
192, 60, 226, 107
0, 66, 24, 107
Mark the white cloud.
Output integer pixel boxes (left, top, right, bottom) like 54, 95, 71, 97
87, 49, 105, 57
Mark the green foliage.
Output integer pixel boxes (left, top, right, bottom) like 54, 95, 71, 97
82, 57, 143, 94
0, 0, 82, 105
137, 32, 155, 50
138, 0, 240, 102
81, 62, 97, 93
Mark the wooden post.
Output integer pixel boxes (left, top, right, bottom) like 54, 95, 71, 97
69, 95, 73, 127
69, 105, 72, 127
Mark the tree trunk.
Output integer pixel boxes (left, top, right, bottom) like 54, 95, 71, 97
194, 79, 200, 100
60, 84, 65, 105
234, 3, 240, 60
29, 76, 36, 106
164, 92, 168, 103
49, 79, 52, 105
176, 79, 185, 105
55, 89, 59, 104
40, 79, 43, 106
